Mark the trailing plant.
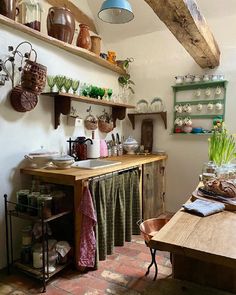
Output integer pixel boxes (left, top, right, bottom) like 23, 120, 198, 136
118, 74, 135, 94
208, 122, 236, 166
118, 57, 135, 94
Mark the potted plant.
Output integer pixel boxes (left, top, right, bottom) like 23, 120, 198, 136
208, 122, 236, 175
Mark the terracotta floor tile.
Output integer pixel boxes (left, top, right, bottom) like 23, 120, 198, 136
0, 235, 172, 294
0, 282, 14, 294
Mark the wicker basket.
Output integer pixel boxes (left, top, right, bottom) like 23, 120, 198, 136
98, 120, 114, 133
10, 85, 38, 112
21, 60, 47, 94
84, 114, 98, 130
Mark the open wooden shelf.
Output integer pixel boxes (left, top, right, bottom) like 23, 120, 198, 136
42, 92, 135, 129
0, 14, 126, 75
128, 112, 167, 129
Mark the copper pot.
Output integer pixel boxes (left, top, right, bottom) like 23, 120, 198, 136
47, 7, 75, 44
138, 217, 170, 243
0, 0, 18, 20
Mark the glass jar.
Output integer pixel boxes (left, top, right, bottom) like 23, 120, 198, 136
32, 241, 57, 269
16, 189, 30, 212
37, 195, 52, 219
202, 161, 217, 183
21, 245, 32, 264
19, 0, 42, 31
27, 192, 39, 216
22, 226, 32, 246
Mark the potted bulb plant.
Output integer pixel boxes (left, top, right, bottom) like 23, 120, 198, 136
208, 122, 236, 167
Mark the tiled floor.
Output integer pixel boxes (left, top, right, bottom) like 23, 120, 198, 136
0, 235, 172, 295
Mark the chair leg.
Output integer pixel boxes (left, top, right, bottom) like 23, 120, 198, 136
145, 247, 158, 280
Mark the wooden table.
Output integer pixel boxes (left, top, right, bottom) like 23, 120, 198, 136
149, 199, 236, 293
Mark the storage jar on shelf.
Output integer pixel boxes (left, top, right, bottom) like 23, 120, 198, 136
18, 0, 42, 31
47, 7, 75, 44
76, 24, 91, 50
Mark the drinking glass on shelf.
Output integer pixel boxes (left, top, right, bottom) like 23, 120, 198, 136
71, 80, 80, 94
47, 75, 56, 92
64, 77, 73, 93
107, 88, 113, 100
55, 75, 66, 92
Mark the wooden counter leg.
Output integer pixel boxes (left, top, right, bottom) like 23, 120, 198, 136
172, 254, 236, 293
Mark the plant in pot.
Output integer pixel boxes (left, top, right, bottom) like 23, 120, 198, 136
204, 121, 236, 181
118, 74, 135, 103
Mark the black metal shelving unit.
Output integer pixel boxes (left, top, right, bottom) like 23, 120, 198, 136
4, 194, 73, 292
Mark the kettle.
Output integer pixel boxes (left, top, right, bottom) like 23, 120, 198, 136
67, 137, 93, 161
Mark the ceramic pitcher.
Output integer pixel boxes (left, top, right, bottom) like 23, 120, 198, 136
76, 24, 91, 50
47, 7, 75, 44
0, 0, 18, 20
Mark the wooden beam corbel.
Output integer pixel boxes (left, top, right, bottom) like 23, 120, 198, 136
144, 0, 220, 68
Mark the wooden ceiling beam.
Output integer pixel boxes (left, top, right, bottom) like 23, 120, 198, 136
144, 0, 220, 68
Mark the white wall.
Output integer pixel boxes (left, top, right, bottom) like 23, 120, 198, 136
0, 5, 123, 268
107, 14, 236, 213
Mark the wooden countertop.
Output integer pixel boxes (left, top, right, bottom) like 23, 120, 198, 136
149, 197, 236, 269
21, 154, 167, 185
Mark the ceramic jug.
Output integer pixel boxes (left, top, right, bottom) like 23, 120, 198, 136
76, 24, 91, 50
0, 0, 18, 20
47, 7, 75, 44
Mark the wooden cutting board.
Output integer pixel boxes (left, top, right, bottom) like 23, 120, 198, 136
141, 119, 153, 153
191, 189, 236, 211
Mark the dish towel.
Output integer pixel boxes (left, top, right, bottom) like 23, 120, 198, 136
78, 186, 97, 268
182, 199, 225, 217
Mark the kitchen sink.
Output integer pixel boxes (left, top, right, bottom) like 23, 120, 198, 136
72, 159, 122, 169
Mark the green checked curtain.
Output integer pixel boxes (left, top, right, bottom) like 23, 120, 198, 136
89, 168, 141, 262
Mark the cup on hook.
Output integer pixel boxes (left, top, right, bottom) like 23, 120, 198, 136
215, 102, 223, 111
174, 117, 183, 127
207, 103, 214, 111
175, 104, 183, 113
215, 86, 222, 96
197, 103, 203, 111
205, 88, 211, 97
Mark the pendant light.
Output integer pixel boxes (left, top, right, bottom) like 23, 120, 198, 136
98, 0, 134, 24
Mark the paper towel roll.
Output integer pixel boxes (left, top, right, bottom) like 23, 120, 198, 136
87, 139, 100, 158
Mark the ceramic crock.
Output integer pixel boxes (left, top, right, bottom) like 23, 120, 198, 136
90, 35, 101, 55
0, 0, 18, 20
47, 7, 75, 44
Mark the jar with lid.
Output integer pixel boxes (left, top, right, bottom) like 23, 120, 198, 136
202, 161, 217, 183
16, 189, 30, 212
37, 195, 52, 219
21, 245, 32, 264
19, 0, 42, 31
27, 192, 39, 216
22, 226, 32, 246
33, 240, 57, 271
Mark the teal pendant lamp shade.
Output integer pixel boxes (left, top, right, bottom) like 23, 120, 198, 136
98, 0, 134, 24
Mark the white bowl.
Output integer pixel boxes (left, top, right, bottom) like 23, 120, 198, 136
51, 155, 74, 169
